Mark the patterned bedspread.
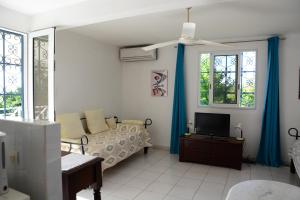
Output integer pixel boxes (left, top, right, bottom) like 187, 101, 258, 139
61, 123, 152, 170
290, 140, 300, 177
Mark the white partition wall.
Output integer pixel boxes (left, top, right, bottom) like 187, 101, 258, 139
0, 118, 62, 200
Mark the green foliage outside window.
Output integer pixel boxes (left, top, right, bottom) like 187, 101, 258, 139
240, 51, 256, 108
213, 55, 237, 104
0, 88, 22, 116
199, 54, 210, 105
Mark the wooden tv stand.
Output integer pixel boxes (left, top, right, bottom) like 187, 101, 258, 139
179, 134, 244, 170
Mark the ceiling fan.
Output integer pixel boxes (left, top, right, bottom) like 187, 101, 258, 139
142, 7, 230, 51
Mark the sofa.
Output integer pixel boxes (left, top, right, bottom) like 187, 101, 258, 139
57, 110, 152, 171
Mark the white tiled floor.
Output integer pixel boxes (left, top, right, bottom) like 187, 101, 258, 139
77, 149, 300, 200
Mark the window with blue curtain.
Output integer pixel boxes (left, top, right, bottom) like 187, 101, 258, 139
0, 28, 24, 117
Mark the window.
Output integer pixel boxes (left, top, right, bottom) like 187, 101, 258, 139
0, 28, 24, 117
199, 51, 256, 108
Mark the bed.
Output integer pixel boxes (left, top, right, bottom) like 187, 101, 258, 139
58, 111, 152, 171
289, 128, 300, 177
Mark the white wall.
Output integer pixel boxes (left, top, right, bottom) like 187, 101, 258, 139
55, 30, 122, 116
121, 47, 177, 149
0, 5, 31, 32
280, 33, 300, 164
121, 38, 300, 163
0, 118, 62, 200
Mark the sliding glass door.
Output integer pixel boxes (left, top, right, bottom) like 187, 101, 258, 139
27, 28, 55, 121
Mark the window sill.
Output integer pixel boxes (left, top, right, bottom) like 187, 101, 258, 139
198, 104, 256, 110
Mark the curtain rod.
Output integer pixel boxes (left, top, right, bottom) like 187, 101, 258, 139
185, 37, 286, 47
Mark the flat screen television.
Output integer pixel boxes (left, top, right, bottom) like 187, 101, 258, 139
194, 112, 230, 137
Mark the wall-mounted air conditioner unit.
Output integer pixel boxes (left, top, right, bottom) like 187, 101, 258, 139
120, 47, 157, 62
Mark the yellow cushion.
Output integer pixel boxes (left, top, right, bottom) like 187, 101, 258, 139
85, 109, 109, 134
106, 117, 117, 129
56, 113, 85, 139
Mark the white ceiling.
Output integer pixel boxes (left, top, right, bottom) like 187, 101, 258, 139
0, 0, 299, 46
68, 0, 300, 46
29, 0, 230, 30
0, 0, 89, 15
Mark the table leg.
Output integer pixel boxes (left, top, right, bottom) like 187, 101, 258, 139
68, 192, 77, 200
93, 188, 101, 200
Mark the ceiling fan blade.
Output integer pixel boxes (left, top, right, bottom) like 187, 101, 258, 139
142, 40, 179, 51
192, 39, 232, 47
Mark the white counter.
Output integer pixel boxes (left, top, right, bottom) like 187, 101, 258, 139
0, 118, 62, 200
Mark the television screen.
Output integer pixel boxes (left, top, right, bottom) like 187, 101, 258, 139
194, 112, 230, 137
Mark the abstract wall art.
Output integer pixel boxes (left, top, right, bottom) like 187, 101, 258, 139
151, 70, 168, 97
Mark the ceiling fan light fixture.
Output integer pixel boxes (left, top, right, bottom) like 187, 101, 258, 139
181, 22, 196, 40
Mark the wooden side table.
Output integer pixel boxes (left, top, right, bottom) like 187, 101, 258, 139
61, 152, 104, 200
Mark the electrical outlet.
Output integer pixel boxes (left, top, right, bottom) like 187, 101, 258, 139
9, 151, 17, 163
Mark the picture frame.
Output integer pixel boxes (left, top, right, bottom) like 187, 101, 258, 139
151, 70, 168, 97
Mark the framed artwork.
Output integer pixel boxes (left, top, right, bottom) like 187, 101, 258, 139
151, 70, 168, 97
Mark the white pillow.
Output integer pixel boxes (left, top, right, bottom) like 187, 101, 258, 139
56, 113, 85, 139
85, 109, 109, 134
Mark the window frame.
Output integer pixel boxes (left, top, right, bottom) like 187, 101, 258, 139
0, 27, 25, 117
198, 49, 258, 110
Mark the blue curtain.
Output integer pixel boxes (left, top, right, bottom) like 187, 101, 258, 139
170, 43, 187, 154
256, 36, 281, 167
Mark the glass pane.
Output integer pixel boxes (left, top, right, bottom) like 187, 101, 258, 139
199, 54, 210, 105
214, 56, 226, 72
0, 32, 3, 63
242, 51, 256, 71
4, 33, 22, 65
213, 55, 238, 104
33, 36, 49, 120
4, 95, 22, 117
200, 54, 210, 73
4, 65, 22, 94
0, 29, 24, 118
240, 51, 256, 108
200, 73, 210, 105
227, 55, 237, 72
0, 95, 3, 116
0, 65, 3, 94
241, 72, 255, 93
240, 93, 255, 108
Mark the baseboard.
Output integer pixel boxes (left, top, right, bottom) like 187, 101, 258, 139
149, 147, 291, 167
242, 157, 290, 166
152, 145, 169, 151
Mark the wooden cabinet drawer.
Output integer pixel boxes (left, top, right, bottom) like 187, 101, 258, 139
179, 135, 243, 170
